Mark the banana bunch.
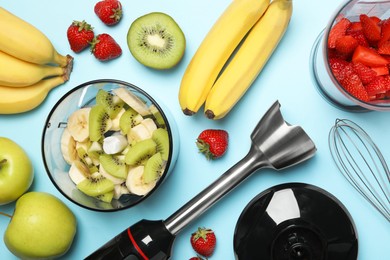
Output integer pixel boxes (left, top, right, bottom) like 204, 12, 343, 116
0, 7, 73, 114
179, 0, 293, 120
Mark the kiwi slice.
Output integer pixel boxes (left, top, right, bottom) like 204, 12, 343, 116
127, 12, 186, 70
99, 154, 128, 179
96, 89, 125, 119
95, 191, 114, 203
149, 104, 166, 128
119, 108, 143, 134
88, 141, 104, 161
143, 152, 166, 184
152, 128, 169, 161
89, 104, 112, 142
77, 146, 98, 173
77, 174, 115, 197
125, 138, 157, 166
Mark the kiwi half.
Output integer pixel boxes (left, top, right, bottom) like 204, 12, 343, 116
89, 104, 112, 142
152, 128, 169, 161
99, 154, 127, 179
127, 12, 186, 70
77, 174, 115, 197
125, 138, 157, 166
143, 152, 166, 184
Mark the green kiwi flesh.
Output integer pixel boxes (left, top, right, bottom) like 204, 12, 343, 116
152, 128, 169, 161
99, 154, 127, 179
119, 108, 143, 134
96, 89, 124, 119
77, 176, 115, 197
125, 138, 157, 166
89, 105, 111, 142
143, 152, 165, 184
127, 12, 186, 70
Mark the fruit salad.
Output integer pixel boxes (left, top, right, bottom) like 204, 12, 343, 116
327, 14, 390, 103
60, 87, 170, 204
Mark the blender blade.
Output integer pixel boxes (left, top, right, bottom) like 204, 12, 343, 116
85, 100, 317, 260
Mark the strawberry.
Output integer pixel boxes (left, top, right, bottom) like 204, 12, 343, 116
190, 227, 216, 257
380, 18, 390, 44
339, 70, 370, 102
352, 62, 377, 85
335, 35, 358, 56
90, 33, 122, 61
347, 21, 362, 33
328, 58, 350, 81
67, 20, 94, 53
328, 18, 351, 48
365, 75, 390, 98
378, 40, 390, 55
196, 129, 228, 160
189, 256, 206, 260
360, 14, 381, 43
352, 45, 389, 67
371, 66, 389, 76
94, 0, 122, 26
346, 29, 370, 47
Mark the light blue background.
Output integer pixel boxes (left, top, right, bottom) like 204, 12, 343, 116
0, 0, 389, 259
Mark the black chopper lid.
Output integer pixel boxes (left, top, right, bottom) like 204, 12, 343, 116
233, 183, 358, 260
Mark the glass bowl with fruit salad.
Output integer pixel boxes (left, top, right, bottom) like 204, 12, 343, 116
310, 0, 390, 111
41, 79, 179, 211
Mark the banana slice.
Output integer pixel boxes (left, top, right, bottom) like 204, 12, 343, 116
141, 118, 157, 135
67, 107, 91, 142
126, 165, 156, 196
113, 87, 151, 116
111, 108, 126, 131
99, 164, 125, 185
127, 124, 151, 142
69, 160, 90, 185
113, 184, 130, 199
60, 127, 78, 165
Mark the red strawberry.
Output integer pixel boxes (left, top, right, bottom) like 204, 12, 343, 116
196, 129, 228, 160
378, 40, 390, 55
189, 256, 206, 260
352, 62, 377, 85
328, 18, 351, 48
94, 0, 122, 26
347, 21, 362, 33
328, 58, 350, 81
365, 75, 390, 98
380, 18, 390, 44
346, 29, 370, 47
67, 20, 94, 53
90, 33, 122, 61
339, 70, 370, 102
190, 227, 216, 257
352, 45, 389, 67
371, 66, 389, 76
360, 14, 381, 43
335, 35, 358, 56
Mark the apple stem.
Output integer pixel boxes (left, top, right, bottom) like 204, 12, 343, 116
0, 211, 12, 218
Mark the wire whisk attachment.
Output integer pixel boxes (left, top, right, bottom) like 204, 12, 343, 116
329, 118, 390, 222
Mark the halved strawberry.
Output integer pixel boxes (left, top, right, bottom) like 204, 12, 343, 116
365, 75, 390, 98
379, 18, 390, 45
352, 62, 377, 85
339, 72, 370, 102
371, 66, 389, 76
328, 18, 351, 48
329, 58, 350, 81
347, 21, 362, 33
378, 40, 390, 55
352, 45, 389, 67
360, 14, 381, 43
346, 29, 370, 47
335, 35, 358, 56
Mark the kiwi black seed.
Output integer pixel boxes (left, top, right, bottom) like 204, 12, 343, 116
89, 105, 111, 142
96, 89, 124, 119
127, 12, 186, 70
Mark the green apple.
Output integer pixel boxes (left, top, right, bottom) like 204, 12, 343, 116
0, 137, 34, 205
4, 192, 77, 259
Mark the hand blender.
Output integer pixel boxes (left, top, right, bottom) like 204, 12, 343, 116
85, 101, 317, 260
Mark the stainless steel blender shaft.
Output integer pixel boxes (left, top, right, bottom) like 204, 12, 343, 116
164, 101, 317, 235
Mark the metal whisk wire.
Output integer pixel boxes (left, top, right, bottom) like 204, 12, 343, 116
329, 118, 390, 222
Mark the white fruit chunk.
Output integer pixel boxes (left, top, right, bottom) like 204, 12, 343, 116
141, 118, 157, 135
113, 184, 130, 199
127, 124, 151, 142
60, 127, 77, 165
103, 134, 128, 154
126, 166, 156, 196
111, 108, 126, 131
69, 161, 89, 185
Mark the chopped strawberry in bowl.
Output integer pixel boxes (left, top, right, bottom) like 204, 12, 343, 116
311, 0, 390, 111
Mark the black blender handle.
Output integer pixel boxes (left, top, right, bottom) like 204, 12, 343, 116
85, 220, 175, 260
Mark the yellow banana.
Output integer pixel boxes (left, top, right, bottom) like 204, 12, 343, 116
0, 75, 66, 114
204, 0, 293, 120
178, 0, 270, 115
0, 50, 69, 87
0, 7, 72, 67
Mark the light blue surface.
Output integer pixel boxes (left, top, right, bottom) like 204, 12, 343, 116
0, 0, 389, 259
